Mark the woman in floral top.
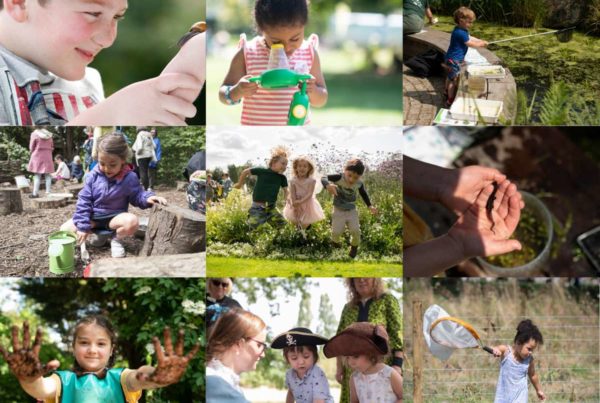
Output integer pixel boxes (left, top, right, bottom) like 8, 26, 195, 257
335, 278, 403, 403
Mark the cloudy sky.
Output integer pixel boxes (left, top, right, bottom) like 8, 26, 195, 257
207, 126, 402, 169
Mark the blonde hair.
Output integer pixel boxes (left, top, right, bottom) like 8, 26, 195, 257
344, 278, 387, 306
207, 309, 266, 361
292, 156, 316, 178
454, 6, 476, 23
268, 145, 290, 168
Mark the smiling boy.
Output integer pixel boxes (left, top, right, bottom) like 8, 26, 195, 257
0, 0, 200, 125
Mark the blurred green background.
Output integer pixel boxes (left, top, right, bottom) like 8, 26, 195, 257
90, 0, 206, 124
206, 0, 402, 125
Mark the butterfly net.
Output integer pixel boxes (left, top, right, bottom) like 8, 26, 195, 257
423, 305, 481, 361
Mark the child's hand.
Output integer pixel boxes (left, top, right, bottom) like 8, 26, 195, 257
447, 180, 523, 258
304, 76, 318, 96
537, 390, 546, 401
482, 40, 489, 47
147, 196, 168, 206
326, 184, 338, 197
0, 322, 60, 383
369, 206, 378, 215
136, 328, 199, 387
231, 75, 259, 101
335, 367, 344, 384
492, 347, 502, 357
69, 73, 200, 126
233, 182, 243, 190
76, 231, 89, 245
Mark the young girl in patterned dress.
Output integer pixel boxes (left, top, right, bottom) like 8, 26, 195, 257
492, 320, 545, 403
283, 156, 325, 234
219, 0, 328, 125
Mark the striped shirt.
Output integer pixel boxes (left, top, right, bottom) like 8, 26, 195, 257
0, 45, 104, 125
240, 34, 318, 126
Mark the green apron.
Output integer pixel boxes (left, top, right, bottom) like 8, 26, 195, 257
56, 368, 126, 403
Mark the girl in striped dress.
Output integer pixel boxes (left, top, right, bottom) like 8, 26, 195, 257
219, 0, 328, 125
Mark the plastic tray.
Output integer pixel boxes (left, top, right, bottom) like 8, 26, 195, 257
449, 97, 503, 124
467, 65, 506, 79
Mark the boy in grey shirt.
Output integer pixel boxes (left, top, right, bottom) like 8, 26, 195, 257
322, 158, 378, 258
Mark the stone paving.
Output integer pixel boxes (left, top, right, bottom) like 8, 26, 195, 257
402, 64, 445, 125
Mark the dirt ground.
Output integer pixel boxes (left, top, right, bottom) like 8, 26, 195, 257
0, 186, 188, 277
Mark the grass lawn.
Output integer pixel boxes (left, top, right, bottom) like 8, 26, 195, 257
207, 47, 402, 126
207, 256, 402, 277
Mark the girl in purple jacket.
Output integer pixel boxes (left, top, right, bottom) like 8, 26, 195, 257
60, 133, 166, 258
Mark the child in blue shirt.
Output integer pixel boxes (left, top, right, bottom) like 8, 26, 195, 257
445, 7, 489, 107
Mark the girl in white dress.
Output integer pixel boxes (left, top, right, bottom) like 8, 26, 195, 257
323, 322, 403, 403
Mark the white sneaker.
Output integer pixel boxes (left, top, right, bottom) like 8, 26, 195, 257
147, 187, 153, 192
88, 233, 110, 247
110, 238, 126, 258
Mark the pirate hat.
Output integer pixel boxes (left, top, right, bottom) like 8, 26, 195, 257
323, 322, 389, 358
271, 327, 329, 349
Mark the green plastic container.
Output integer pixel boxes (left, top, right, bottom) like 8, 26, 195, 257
288, 81, 309, 125
48, 231, 76, 274
249, 69, 311, 89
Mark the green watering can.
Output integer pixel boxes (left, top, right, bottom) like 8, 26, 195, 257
249, 68, 312, 125
48, 231, 76, 274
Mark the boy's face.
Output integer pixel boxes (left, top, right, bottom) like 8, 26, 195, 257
17, 0, 128, 80
287, 347, 315, 379
271, 158, 288, 174
459, 17, 474, 30
262, 24, 305, 57
343, 169, 361, 186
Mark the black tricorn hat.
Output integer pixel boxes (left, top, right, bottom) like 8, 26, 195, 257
323, 322, 389, 358
271, 327, 329, 349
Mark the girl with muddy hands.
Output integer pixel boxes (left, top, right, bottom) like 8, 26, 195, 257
404, 156, 525, 276
0, 318, 199, 402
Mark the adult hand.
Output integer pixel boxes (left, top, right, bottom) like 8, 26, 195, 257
447, 180, 523, 259
0, 322, 59, 383
147, 196, 168, 206
439, 165, 507, 215
136, 328, 199, 386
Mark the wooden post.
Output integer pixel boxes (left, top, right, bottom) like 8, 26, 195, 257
87, 252, 205, 278
413, 300, 424, 403
0, 187, 23, 215
140, 204, 206, 256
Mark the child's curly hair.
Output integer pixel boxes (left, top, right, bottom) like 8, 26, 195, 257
454, 6, 476, 24
268, 145, 290, 168
292, 155, 315, 178
254, 0, 309, 31
514, 319, 543, 346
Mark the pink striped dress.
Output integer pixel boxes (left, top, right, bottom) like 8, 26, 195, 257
240, 34, 318, 126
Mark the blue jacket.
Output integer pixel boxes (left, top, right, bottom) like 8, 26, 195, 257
149, 137, 162, 168
70, 162, 84, 181
73, 164, 153, 232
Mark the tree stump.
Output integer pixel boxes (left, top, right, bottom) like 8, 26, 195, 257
0, 187, 23, 215
140, 205, 206, 256
31, 196, 68, 209
87, 252, 205, 277
65, 183, 85, 197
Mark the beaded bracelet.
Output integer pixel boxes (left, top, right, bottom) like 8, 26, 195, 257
224, 86, 241, 105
